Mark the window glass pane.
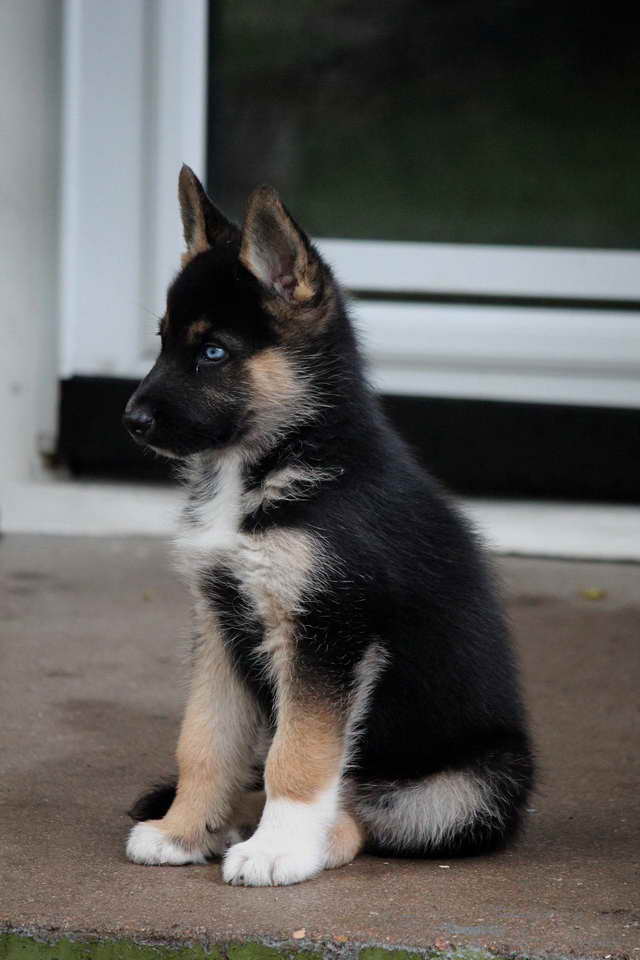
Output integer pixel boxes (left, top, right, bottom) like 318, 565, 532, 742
211, 1, 639, 249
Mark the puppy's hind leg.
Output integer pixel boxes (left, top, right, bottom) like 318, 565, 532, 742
325, 808, 366, 869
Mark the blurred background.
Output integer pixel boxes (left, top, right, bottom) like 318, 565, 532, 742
1, 0, 639, 547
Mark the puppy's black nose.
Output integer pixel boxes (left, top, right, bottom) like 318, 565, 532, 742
123, 405, 155, 439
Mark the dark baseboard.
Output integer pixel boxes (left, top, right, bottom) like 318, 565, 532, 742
58, 376, 640, 502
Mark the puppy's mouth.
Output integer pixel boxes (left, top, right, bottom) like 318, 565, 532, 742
128, 425, 242, 460
125, 428, 180, 460
141, 442, 182, 460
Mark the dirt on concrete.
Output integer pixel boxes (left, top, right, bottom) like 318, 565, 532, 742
1, 535, 638, 959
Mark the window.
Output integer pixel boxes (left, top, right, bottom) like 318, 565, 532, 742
211, 1, 640, 249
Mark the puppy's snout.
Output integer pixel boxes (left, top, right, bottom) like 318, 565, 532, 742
123, 401, 155, 440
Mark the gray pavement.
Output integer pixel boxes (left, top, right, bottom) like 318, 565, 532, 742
1, 535, 638, 959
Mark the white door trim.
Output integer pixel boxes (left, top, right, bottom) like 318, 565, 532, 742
59, 0, 207, 380
318, 238, 640, 300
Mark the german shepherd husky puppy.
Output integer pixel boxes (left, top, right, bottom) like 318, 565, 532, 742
124, 166, 534, 886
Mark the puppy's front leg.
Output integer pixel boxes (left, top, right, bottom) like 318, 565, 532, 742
127, 617, 260, 865
223, 677, 346, 886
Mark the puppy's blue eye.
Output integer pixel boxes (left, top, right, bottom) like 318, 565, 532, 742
201, 344, 227, 363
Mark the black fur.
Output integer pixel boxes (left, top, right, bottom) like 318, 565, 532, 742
125, 172, 534, 863
129, 780, 177, 822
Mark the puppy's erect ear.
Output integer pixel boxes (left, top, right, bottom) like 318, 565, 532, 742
178, 165, 237, 263
240, 186, 318, 304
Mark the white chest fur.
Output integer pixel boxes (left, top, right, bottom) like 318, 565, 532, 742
176, 455, 244, 558
175, 455, 320, 643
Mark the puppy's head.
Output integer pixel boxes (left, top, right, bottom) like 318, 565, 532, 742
124, 166, 337, 460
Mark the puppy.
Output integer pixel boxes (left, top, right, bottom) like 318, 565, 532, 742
124, 166, 534, 886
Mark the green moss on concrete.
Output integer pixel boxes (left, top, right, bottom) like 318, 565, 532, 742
227, 945, 321, 960
360, 949, 423, 960
0, 935, 217, 960
0, 935, 515, 960
0, 938, 324, 960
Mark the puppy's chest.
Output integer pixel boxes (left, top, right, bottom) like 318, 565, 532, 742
176, 458, 315, 632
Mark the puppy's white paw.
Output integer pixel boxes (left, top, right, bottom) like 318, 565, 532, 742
223, 835, 324, 886
126, 822, 207, 865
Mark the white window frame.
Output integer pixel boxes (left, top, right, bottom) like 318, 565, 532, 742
320, 240, 640, 407
59, 0, 640, 410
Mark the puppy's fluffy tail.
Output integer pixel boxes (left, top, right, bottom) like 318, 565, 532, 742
128, 779, 177, 821
357, 738, 534, 858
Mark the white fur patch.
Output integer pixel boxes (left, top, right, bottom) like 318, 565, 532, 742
175, 452, 243, 567
242, 465, 340, 514
126, 822, 207, 865
175, 454, 330, 604
223, 782, 339, 886
344, 642, 388, 767
177, 450, 328, 691
358, 770, 498, 851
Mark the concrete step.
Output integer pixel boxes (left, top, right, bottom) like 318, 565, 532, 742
1, 536, 638, 960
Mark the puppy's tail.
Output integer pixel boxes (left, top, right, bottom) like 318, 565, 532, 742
128, 778, 177, 821
357, 737, 534, 858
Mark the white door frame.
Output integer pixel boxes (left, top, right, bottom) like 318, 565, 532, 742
59, 0, 208, 380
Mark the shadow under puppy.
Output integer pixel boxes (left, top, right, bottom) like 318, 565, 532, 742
124, 166, 534, 886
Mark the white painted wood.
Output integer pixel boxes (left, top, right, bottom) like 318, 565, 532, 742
3, 481, 181, 537
358, 301, 640, 370
5, 482, 640, 562
142, 0, 208, 356
0, 1, 62, 489
60, 0, 147, 379
465, 499, 640, 562
318, 239, 640, 301
59, 0, 207, 379
356, 300, 640, 407
369, 366, 640, 408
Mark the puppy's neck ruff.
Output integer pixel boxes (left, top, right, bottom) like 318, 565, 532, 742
177, 451, 245, 558
174, 446, 336, 568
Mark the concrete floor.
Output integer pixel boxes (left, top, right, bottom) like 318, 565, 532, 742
1, 535, 638, 959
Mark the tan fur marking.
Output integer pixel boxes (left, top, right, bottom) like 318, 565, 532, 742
325, 809, 366, 869
266, 263, 333, 333
241, 528, 322, 694
245, 348, 314, 443
266, 698, 344, 804
186, 318, 211, 343
248, 348, 299, 403
292, 278, 314, 302
155, 606, 260, 849
240, 525, 342, 804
